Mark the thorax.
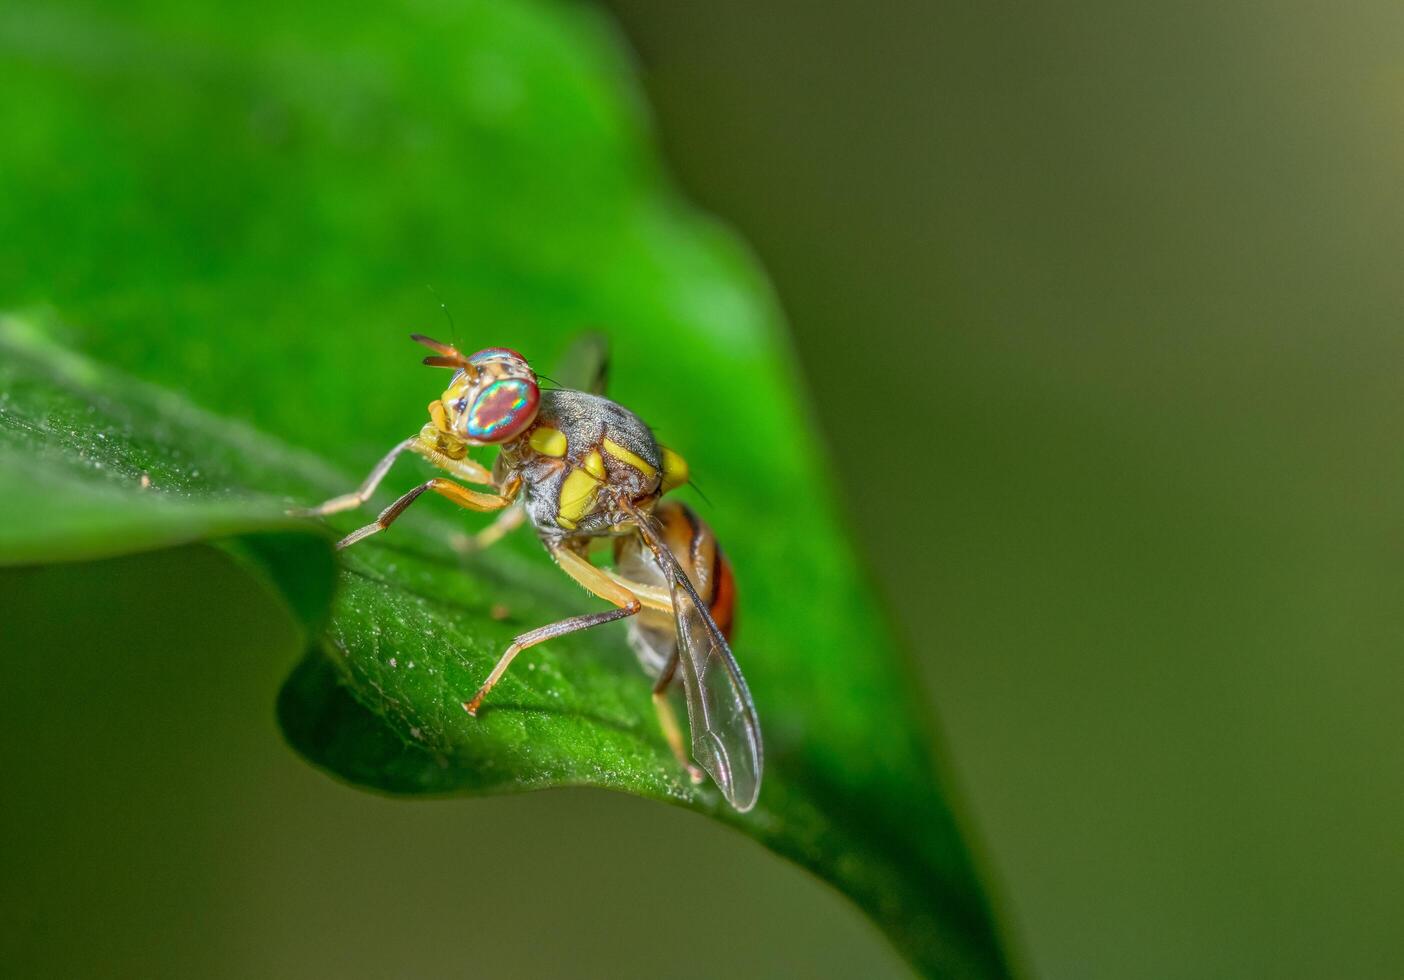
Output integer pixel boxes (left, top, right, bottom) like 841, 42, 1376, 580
500, 389, 665, 537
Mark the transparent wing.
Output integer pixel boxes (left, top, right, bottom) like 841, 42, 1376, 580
631, 510, 763, 811
553, 331, 610, 396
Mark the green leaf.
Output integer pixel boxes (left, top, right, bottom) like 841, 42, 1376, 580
0, 3, 1011, 975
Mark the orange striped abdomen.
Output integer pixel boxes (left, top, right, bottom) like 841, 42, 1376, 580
614, 500, 736, 677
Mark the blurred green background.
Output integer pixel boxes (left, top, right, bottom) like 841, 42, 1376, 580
3, 0, 1402, 978
602, 1, 1404, 977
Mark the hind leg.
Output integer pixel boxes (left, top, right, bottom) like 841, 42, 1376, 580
463, 603, 639, 715
652, 649, 704, 783
463, 542, 644, 714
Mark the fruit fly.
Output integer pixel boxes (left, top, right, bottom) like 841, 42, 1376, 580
300, 334, 762, 812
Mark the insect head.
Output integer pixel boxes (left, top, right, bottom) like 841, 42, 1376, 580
413, 334, 539, 445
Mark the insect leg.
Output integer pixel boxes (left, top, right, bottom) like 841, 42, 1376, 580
294, 436, 418, 517
652, 649, 705, 784
410, 440, 495, 486
547, 541, 673, 608
462, 603, 639, 716
465, 541, 653, 714
600, 570, 672, 612
335, 478, 509, 550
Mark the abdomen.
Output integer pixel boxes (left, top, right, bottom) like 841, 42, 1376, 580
614, 500, 736, 676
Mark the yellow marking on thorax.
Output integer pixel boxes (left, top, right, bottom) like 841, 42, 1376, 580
661, 446, 689, 491
530, 426, 567, 457
557, 466, 601, 528
583, 449, 607, 480
601, 438, 657, 479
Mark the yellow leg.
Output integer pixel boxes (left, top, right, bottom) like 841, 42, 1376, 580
295, 432, 496, 519
653, 649, 704, 783
336, 478, 509, 550
600, 570, 672, 612
295, 436, 417, 517
464, 542, 646, 714
466, 543, 702, 786
462, 602, 640, 715
410, 439, 495, 486
549, 545, 659, 607
549, 549, 672, 615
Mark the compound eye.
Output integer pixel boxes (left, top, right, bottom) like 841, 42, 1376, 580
462, 377, 539, 443
469, 347, 529, 368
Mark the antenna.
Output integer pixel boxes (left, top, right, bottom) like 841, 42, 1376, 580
426, 284, 458, 339
410, 334, 477, 376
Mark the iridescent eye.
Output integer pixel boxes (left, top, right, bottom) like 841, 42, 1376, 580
469, 347, 528, 369
462, 377, 539, 443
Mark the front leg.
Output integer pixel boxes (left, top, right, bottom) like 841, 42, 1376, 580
410, 439, 495, 486
336, 478, 511, 550
295, 432, 497, 519
293, 436, 418, 517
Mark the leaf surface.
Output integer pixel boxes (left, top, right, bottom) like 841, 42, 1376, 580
0, 3, 1010, 974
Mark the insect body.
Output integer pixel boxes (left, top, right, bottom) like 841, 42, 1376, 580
302, 335, 762, 811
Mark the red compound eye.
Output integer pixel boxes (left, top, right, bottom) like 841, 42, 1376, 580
462, 377, 539, 443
